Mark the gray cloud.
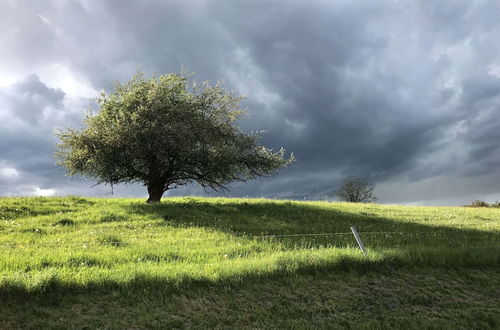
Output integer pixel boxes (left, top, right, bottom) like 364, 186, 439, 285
1, 0, 500, 204
0, 75, 65, 124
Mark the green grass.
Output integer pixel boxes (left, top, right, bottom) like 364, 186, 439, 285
1, 196, 499, 329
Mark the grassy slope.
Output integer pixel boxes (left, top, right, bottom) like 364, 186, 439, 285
1, 197, 499, 329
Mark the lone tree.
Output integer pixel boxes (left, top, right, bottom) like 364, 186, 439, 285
56, 71, 294, 203
335, 176, 377, 203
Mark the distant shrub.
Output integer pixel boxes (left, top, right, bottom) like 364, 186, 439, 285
470, 200, 490, 207
336, 176, 378, 203
491, 201, 500, 208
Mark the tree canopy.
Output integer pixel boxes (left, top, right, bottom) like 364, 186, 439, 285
56, 71, 294, 203
335, 176, 377, 203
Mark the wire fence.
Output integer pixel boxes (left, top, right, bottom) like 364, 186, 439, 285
1, 228, 499, 282
0, 231, 354, 248
0, 229, 496, 249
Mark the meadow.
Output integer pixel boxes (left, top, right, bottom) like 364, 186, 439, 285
1, 196, 499, 329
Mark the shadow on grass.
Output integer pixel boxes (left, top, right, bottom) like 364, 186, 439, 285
1, 245, 499, 305
126, 199, 500, 250
0, 251, 426, 303
2, 267, 499, 330
2, 198, 499, 302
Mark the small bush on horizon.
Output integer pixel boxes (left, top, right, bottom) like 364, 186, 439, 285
335, 176, 378, 203
491, 201, 500, 208
469, 200, 490, 207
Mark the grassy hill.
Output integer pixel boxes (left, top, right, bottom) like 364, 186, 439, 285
1, 197, 499, 329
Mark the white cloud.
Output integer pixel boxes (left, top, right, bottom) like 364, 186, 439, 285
38, 14, 52, 27
0, 167, 19, 179
33, 186, 56, 196
0, 73, 19, 88
37, 64, 98, 98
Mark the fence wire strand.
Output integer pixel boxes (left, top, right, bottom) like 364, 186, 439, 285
0, 230, 483, 249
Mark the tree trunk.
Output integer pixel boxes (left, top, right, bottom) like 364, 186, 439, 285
146, 185, 164, 203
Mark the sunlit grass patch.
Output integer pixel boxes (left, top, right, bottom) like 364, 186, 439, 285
1, 196, 500, 328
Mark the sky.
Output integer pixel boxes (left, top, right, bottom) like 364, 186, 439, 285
1, 0, 500, 205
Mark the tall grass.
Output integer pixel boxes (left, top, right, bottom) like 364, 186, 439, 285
1, 196, 499, 295
2, 196, 500, 329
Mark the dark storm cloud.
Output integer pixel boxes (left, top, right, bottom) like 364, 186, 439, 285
0, 75, 64, 124
0, 74, 79, 195
1, 0, 500, 204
